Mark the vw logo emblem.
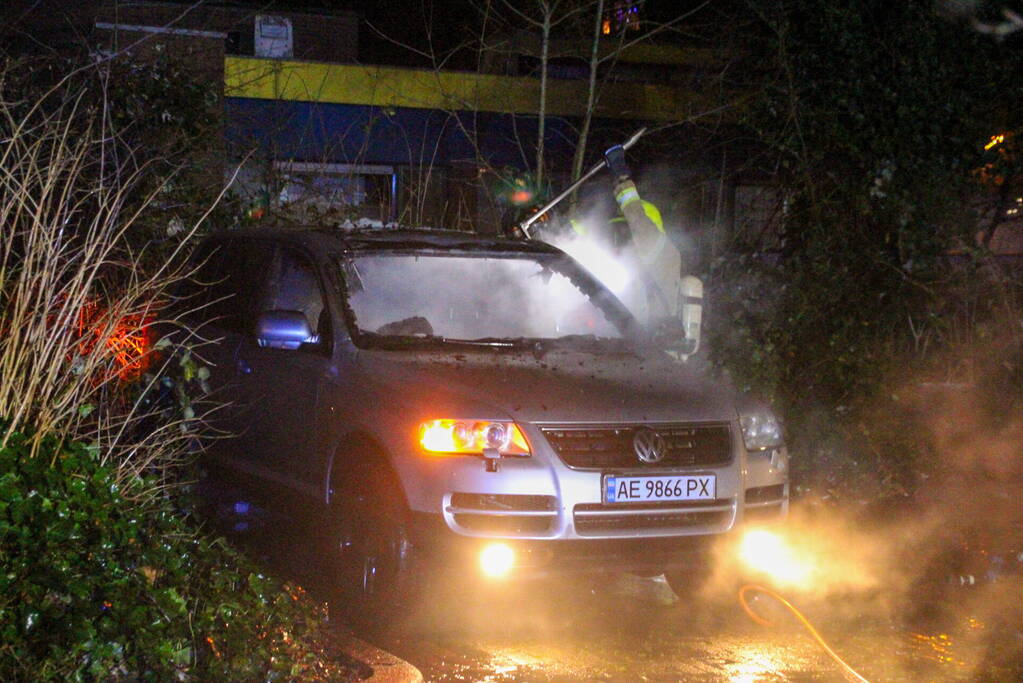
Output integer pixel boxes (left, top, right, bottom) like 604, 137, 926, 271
633, 427, 667, 464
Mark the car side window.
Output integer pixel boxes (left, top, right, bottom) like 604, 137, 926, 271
187, 239, 273, 334
183, 240, 232, 329
262, 248, 329, 347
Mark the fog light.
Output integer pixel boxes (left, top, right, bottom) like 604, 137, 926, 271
738, 528, 813, 587
479, 542, 515, 578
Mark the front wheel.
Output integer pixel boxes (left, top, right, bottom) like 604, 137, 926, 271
326, 461, 420, 631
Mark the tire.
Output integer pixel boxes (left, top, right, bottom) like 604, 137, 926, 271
325, 453, 420, 632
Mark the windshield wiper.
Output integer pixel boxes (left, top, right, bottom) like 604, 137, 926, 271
429, 337, 524, 349
356, 332, 635, 355
355, 333, 526, 350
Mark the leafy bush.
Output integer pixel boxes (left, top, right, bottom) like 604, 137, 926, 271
0, 44, 358, 683
0, 425, 346, 681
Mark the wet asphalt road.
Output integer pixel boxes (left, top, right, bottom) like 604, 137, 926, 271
369, 573, 1023, 682
213, 500, 1023, 682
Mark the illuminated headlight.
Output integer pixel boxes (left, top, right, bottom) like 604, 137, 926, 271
739, 408, 784, 451
418, 419, 530, 456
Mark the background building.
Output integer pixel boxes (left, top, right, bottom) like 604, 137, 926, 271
5, 0, 798, 252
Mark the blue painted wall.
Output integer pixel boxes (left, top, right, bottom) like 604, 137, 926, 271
224, 98, 624, 171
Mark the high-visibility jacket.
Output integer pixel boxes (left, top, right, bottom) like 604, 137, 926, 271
612, 180, 681, 325
572, 201, 663, 235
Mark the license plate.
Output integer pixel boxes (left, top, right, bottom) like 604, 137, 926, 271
603, 474, 716, 503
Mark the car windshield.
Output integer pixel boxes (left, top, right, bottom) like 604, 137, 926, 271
340, 250, 633, 349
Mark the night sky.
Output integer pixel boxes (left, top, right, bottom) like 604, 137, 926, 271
146, 0, 721, 67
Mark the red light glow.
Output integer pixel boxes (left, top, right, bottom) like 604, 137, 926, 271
75, 299, 154, 382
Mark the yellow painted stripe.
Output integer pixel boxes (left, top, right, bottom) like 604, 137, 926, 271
612, 44, 721, 66
224, 56, 707, 121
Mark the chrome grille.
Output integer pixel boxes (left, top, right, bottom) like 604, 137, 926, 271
450, 493, 556, 512
573, 500, 733, 536
446, 493, 558, 536
540, 423, 732, 469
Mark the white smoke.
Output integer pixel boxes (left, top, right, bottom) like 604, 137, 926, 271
546, 228, 632, 296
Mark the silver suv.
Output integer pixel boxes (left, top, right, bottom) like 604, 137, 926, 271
191, 228, 788, 617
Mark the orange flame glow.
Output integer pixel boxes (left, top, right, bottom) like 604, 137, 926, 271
75, 299, 154, 382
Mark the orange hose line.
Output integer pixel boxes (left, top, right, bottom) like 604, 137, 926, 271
739, 584, 870, 683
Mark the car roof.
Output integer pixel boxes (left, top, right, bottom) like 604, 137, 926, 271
205, 227, 562, 256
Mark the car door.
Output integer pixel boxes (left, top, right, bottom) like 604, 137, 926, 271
184, 237, 274, 464
235, 243, 334, 499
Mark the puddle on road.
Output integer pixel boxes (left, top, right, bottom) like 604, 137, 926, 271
376, 572, 1023, 682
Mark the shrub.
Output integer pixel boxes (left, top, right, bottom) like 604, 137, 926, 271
0, 53, 213, 467
0, 424, 351, 681
0, 47, 358, 683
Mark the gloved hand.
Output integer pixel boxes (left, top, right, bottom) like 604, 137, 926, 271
604, 144, 631, 180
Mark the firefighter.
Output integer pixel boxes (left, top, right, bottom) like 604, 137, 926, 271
602, 144, 682, 326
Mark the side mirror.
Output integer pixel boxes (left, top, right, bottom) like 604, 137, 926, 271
680, 275, 703, 356
256, 310, 315, 350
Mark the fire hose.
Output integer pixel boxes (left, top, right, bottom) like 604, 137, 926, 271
738, 584, 870, 683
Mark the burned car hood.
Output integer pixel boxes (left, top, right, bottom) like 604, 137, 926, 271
349, 349, 738, 424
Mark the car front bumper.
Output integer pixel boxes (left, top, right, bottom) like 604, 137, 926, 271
410, 512, 728, 579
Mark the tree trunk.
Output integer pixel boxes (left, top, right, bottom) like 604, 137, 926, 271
571, 0, 604, 199
536, 9, 551, 188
